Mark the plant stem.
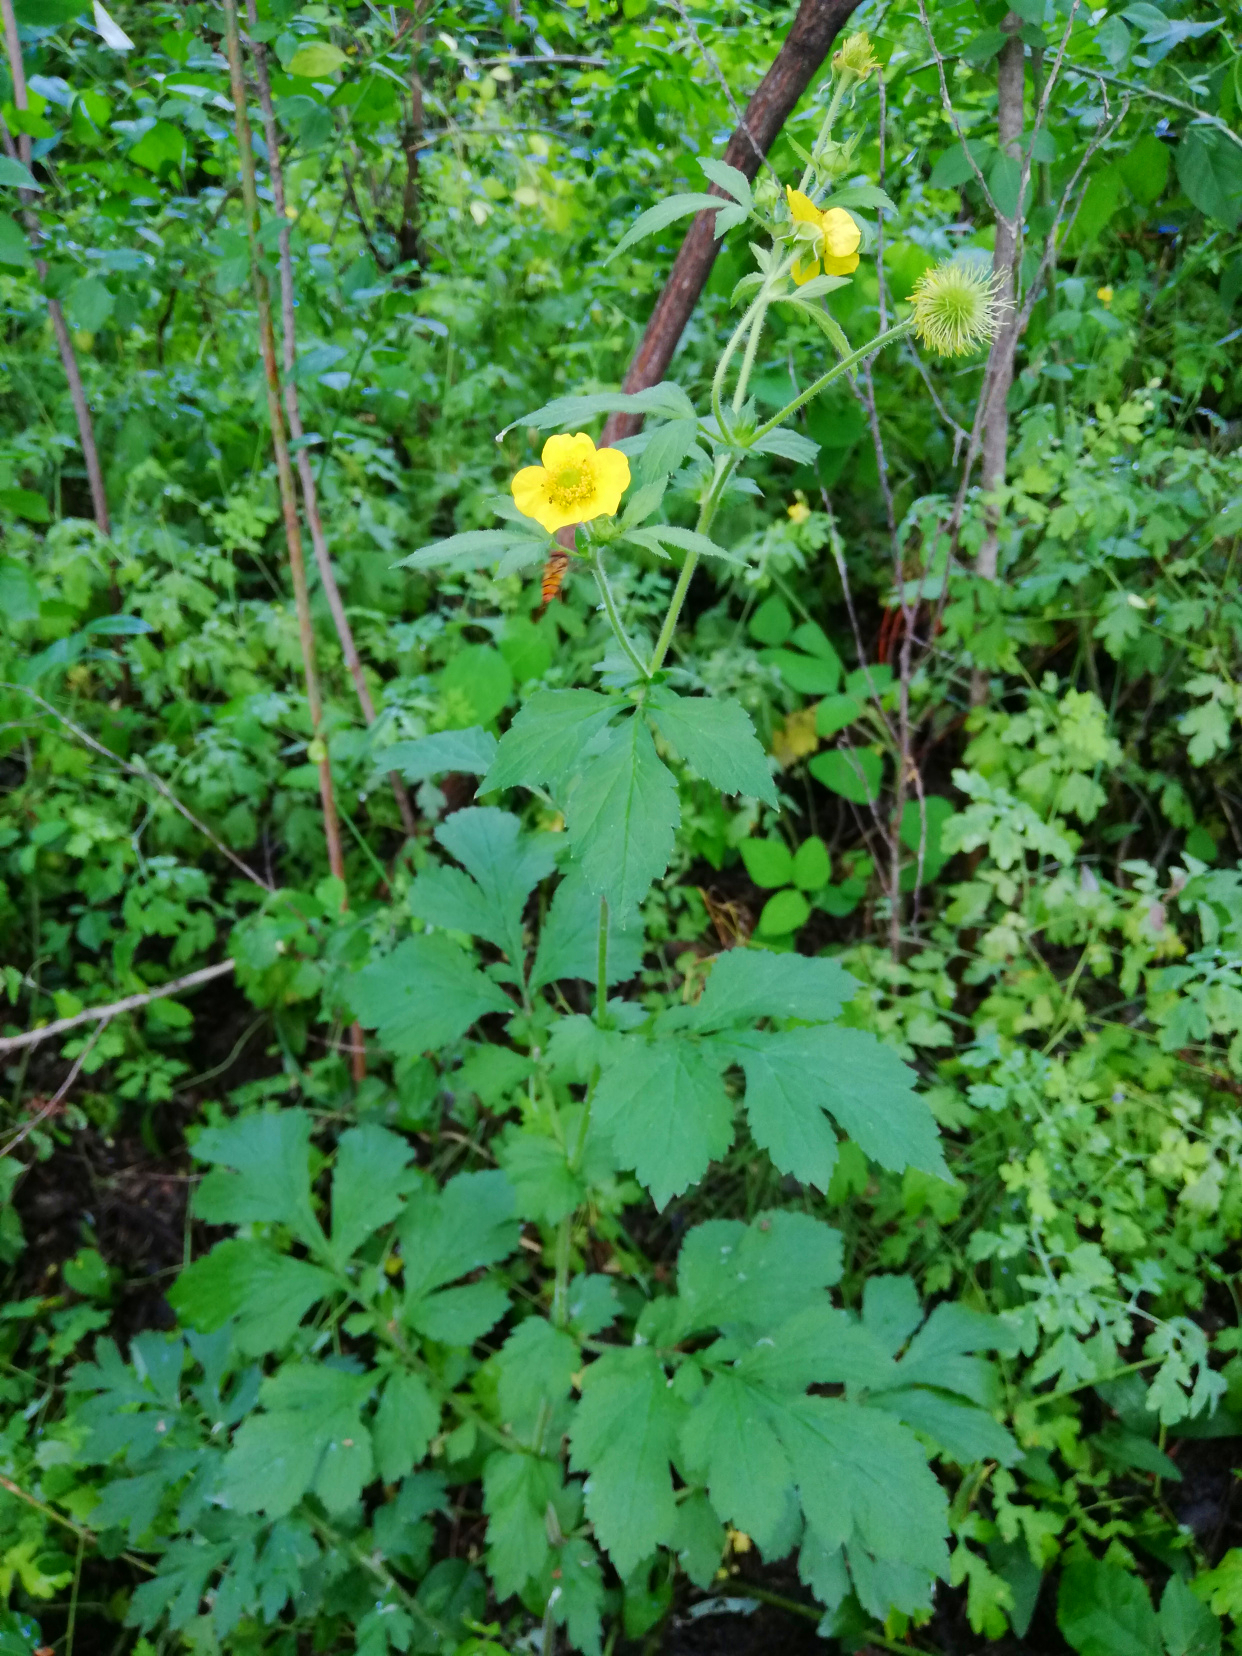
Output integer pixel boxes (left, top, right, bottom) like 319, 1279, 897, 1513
220, 1, 350, 895
589, 547, 650, 680
647, 455, 738, 676
731, 301, 768, 414
754, 319, 914, 441
243, 5, 418, 840
712, 293, 763, 435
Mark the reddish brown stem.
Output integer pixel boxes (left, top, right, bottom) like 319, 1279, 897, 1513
0, 0, 109, 537
243, 3, 418, 840
600, 0, 865, 445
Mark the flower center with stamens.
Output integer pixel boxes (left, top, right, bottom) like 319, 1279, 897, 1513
550, 464, 594, 506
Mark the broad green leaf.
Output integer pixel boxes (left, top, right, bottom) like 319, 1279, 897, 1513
436, 807, 557, 952
373, 1370, 440, 1481
680, 1374, 794, 1554
396, 528, 547, 575
872, 1388, 1019, 1467
287, 41, 348, 77
762, 647, 842, 696
751, 428, 819, 466
792, 836, 830, 889
438, 642, 514, 724
809, 746, 883, 804
222, 1365, 374, 1517
719, 1026, 946, 1178
1057, 1559, 1160, 1656
895, 1302, 1020, 1399
408, 1280, 510, 1344
815, 693, 864, 738
861, 1276, 924, 1358
749, 596, 793, 645
482, 1453, 561, 1596
647, 685, 777, 805
630, 523, 743, 565
757, 888, 810, 936
499, 383, 694, 436
1177, 126, 1242, 230
687, 947, 856, 1031
168, 1240, 335, 1356
593, 1036, 732, 1208
529, 867, 644, 990
674, 1212, 843, 1333
569, 1347, 682, 1576
632, 417, 701, 486
0, 157, 40, 192
407, 862, 498, 941
495, 1317, 578, 1439
330, 1124, 418, 1263
378, 726, 498, 783
822, 183, 897, 214
347, 935, 513, 1058
672, 1492, 727, 1588
734, 1304, 895, 1394
776, 1396, 949, 1574
398, 1170, 520, 1302
609, 191, 733, 261
481, 689, 620, 794
698, 157, 751, 206
1160, 1575, 1221, 1656
192, 1108, 323, 1245
566, 715, 679, 913
726, 1028, 840, 1188
738, 836, 795, 889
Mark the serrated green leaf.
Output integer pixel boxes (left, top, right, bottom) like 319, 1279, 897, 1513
635, 523, 744, 565
751, 427, 819, 465
872, 1388, 1019, 1467
675, 1211, 843, 1333
566, 715, 679, 913
822, 183, 897, 214
632, 417, 701, 487
569, 1347, 682, 1576
529, 867, 643, 990
1058, 1560, 1160, 1656
499, 383, 695, 437
0, 157, 40, 191
681, 1373, 794, 1554
609, 192, 732, 261
1160, 1575, 1220, 1656
378, 726, 498, 784
168, 1240, 335, 1356
687, 946, 857, 1031
373, 1370, 440, 1481
672, 1492, 726, 1588
398, 1170, 520, 1302
396, 528, 547, 575
412, 806, 557, 964
330, 1124, 418, 1264
593, 1036, 732, 1208
495, 1317, 578, 1440
222, 1365, 374, 1517
483, 1453, 561, 1596
408, 1280, 510, 1344
481, 689, 620, 795
191, 1108, 323, 1245
647, 685, 777, 805
347, 935, 513, 1058
726, 1028, 840, 1188
698, 157, 751, 206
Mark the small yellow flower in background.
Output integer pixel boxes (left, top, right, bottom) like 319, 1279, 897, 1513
511, 432, 631, 534
771, 706, 819, 769
909, 259, 1006, 357
726, 1528, 753, 1555
786, 187, 860, 286
1097, 285, 1114, 304
787, 497, 810, 524
833, 31, 881, 79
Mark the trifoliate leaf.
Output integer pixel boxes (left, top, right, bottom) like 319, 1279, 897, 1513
565, 715, 680, 914
481, 689, 620, 795
569, 1347, 683, 1576
646, 685, 778, 805
373, 1370, 440, 1481
592, 1036, 733, 1208
167, 1240, 335, 1356
347, 934, 513, 1058
222, 1365, 374, 1517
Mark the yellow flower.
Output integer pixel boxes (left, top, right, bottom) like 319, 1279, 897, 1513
771, 706, 819, 769
787, 498, 810, 524
833, 31, 881, 79
1097, 285, 1114, 304
786, 187, 860, 286
511, 432, 631, 534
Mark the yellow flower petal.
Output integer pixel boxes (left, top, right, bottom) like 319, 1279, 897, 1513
540, 430, 595, 472
589, 446, 631, 516
822, 251, 860, 275
786, 187, 821, 226
820, 207, 860, 259
512, 465, 565, 533
791, 253, 822, 286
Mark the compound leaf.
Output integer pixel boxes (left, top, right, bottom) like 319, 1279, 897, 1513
593, 1036, 733, 1209
481, 689, 620, 795
168, 1240, 335, 1357
348, 934, 513, 1058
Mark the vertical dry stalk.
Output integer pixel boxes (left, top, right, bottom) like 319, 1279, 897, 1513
976, 10, 1026, 586
0, 0, 109, 537
399, 2, 427, 270
242, 1, 418, 839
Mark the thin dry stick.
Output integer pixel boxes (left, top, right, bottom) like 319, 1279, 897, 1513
220, 0, 347, 888
2, 682, 273, 889
242, 5, 418, 838
0, 961, 235, 1059
0, 0, 109, 536
665, 0, 782, 183
1, 1016, 110, 1155
222, 0, 366, 1082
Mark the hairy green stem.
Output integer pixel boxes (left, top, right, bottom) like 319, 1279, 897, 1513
731, 301, 768, 415
590, 547, 650, 680
647, 454, 738, 676
712, 292, 764, 437
754, 319, 914, 442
